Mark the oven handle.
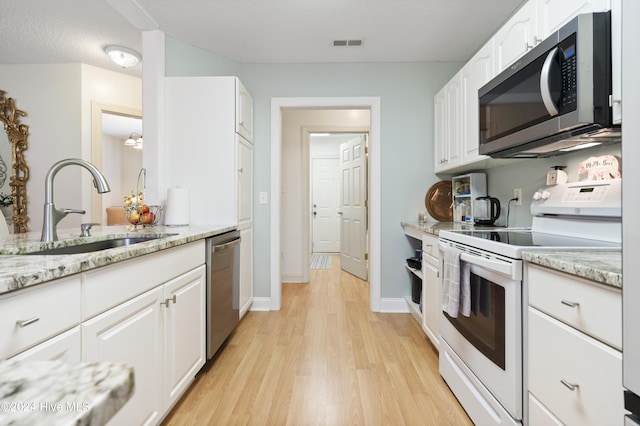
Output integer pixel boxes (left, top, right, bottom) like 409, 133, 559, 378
439, 242, 516, 278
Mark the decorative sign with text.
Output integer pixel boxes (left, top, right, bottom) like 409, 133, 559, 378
578, 154, 621, 180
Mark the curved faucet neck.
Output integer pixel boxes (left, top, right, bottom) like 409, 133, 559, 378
41, 158, 111, 242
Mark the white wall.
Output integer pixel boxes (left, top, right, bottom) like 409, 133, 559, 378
281, 109, 370, 282
0, 64, 81, 234
0, 64, 141, 234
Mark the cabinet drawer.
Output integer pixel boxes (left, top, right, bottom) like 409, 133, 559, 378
528, 307, 624, 426
422, 233, 439, 258
83, 240, 205, 321
528, 392, 562, 426
9, 327, 81, 363
527, 264, 621, 349
0, 276, 81, 359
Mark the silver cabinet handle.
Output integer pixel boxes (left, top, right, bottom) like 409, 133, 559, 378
16, 317, 40, 327
161, 295, 177, 308
161, 300, 170, 308
560, 379, 579, 391
561, 300, 580, 308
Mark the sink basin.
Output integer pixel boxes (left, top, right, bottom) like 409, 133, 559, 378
23, 236, 169, 255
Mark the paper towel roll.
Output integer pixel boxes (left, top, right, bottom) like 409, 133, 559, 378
165, 187, 190, 226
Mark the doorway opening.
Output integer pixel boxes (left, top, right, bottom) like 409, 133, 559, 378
90, 102, 142, 224
271, 97, 381, 312
310, 132, 369, 281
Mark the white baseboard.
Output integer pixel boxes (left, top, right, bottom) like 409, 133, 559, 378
379, 297, 411, 313
249, 297, 410, 313
281, 274, 304, 283
249, 297, 272, 311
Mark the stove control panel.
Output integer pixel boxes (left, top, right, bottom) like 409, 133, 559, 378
531, 179, 621, 217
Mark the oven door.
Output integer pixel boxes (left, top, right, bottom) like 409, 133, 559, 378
439, 249, 523, 420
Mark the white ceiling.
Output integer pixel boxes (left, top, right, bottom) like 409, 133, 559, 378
1, 0, 525, 77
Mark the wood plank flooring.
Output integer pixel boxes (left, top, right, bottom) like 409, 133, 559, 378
162, 256, 472, 425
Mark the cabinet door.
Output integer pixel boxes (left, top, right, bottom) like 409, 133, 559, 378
236, 79, 254, 142
494, 1, 537, 72
461, 40, 495, 164
536, 0, 610, 40
239, 226, 253, 318
434, 74, 462, 173
433, 86, 448, 172
10, 327, 81, 363
445, 74, 462, 169
237, 135, 253, 226
82, 287, 164, 426
421, 258, 440, 349
163, 265, 206, 409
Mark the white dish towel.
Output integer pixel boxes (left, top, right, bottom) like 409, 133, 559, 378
441, 245, 471, 318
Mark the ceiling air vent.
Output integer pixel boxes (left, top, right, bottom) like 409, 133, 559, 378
332, 39, 364, 47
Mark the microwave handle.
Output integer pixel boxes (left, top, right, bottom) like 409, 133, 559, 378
540, 47, 560, 116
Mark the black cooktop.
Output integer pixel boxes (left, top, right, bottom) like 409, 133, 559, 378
453, 230, 620, 248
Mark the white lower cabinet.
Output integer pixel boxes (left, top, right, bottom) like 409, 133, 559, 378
421, 258, 440, 349
82, 264, 206, 426
163, 266, 206, 409
239, 226, 253, 318
83, 286, 165, 426
527, 264, 624, 425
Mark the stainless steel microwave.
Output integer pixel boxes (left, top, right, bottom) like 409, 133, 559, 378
478, 11, 619, 158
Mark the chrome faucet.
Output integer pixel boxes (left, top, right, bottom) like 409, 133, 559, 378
41, 158, 111, 242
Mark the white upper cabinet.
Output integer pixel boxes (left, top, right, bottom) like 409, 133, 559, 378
461, 40, 495, 164
494, 1, 537, 73
236, 79, 254, 142
536, 0, 611, 40
434, 73, 462, 173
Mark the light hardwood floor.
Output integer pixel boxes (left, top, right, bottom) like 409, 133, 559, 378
163, 256, 472, 425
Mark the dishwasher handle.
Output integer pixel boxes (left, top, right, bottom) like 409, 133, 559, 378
213, 237, 241, 252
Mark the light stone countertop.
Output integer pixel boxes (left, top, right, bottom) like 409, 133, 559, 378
401, 221, 621, 288
0, 224, 235, 295
401, 221, 475, 236
522, 249, 622, 288
0, 360, 133, 426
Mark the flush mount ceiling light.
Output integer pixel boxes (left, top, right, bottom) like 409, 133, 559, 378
105, 45, 141, 68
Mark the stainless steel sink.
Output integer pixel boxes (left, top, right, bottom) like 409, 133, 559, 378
23, 236, 170, 255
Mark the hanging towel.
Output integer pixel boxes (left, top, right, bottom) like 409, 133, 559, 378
442, 246, 462, 317
441, 245, 472, 318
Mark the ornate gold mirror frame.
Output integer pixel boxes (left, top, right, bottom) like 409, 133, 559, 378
0, 90, 29, 233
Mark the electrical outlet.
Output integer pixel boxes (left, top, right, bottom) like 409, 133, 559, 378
514, 188, 522, 206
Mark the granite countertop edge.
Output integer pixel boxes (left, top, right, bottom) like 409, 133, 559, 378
0, 360, 134, 426
0, 224, 235, 295
522, 249, 622, 289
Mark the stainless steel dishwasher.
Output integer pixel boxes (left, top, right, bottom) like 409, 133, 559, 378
206, 230, 241, 359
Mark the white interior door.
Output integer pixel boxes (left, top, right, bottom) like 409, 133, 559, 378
312, 158, 341, 253
340, 135, 368, 280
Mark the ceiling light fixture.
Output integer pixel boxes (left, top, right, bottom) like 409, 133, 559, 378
105, 45, 141, 68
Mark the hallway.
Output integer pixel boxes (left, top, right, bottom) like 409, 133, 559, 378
163, 256, 472, 425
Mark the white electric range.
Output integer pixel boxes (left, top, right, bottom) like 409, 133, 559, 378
437, 179, 621, 426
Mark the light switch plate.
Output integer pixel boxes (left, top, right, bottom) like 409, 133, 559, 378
259, 192, 268, 204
